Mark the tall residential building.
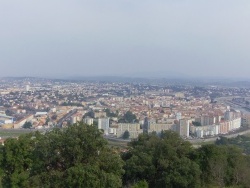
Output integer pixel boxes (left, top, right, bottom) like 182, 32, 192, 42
224, 111, 234, 121
116, 123, 142, 139
143, 117, 177, 135
148, 123, 176, 134
143, 117, 156, 133
201, 116, 216, 126
70, 114, 82, 124
143, 117, 149, 133
178, 119, 190, 137
26, 85, 30, 91
176, 112, 182, 121
98, 118, 110, 135
190, 117, 241, 138
83, 117, 94, 125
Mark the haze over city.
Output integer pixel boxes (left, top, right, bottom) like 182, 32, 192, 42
0, 0, 250, 79
2, 2, 250, 186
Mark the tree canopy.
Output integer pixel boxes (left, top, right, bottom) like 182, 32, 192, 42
105, 109, 118, 117
122, 130, 130, 140
192, 121, 201, 126
1, 125, 250, 188
122, 131, 250, 188
0, 123, 124, 187
118, 111, 137, 123
215, 135, 250, 155
23, 121, 32, 129
122, 131, 201, 188
193, 144, 250, 187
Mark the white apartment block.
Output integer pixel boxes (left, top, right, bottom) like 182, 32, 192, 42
191, 117, 241, 138
148, 123, 176, 134
116, 123, 142, 139
178, 119, 190, 137
98, 118, 110, 135
83, 117, 94, 125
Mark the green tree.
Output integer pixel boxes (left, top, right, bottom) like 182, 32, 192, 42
93, 120, 98, 127
124, 111, 137, 123
45, 117, 50, 125
30, 123, 124, 187
105, 109, 117, 117
83, 111, 94, 118
23, 121, 32, 129
193, 144, 250, 187
5, 109, 13, 116
225, 146, 250, 187
215, 136, 229, 145
122, 131, 201, 187
0, 123, 124, 187
0, 133, 35, 187
192, 121, 201, 126
123, 130, 130, 139
51, 114, 57, 120
132, 180, 149, 188
119, 111, 137, 123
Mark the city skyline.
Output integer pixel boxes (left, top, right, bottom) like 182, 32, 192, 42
1, 1, 250, 78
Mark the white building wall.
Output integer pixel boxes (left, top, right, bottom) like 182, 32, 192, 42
116, 123, 141, 138
84, 118, 94, 125
98, 118, 110, 135
194, 117, 241, 138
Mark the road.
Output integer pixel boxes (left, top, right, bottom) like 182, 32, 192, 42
56, 109, 77, 127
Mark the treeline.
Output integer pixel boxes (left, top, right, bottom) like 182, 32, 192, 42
0, 123, 250, 188
0, 125, 124, 187
123, 132, 250, 188
216, 135, 250, 155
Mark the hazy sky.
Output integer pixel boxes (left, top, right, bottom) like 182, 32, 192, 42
0, 1, 250, 79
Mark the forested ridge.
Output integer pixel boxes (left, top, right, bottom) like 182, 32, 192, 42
0, 123, 250, 188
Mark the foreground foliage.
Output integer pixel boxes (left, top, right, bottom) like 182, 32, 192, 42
122, 132, 201, 188
1, 123, 250, 188
216, 135, 250, 154
122, 132, 250, 188
0, 123, 124, 187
